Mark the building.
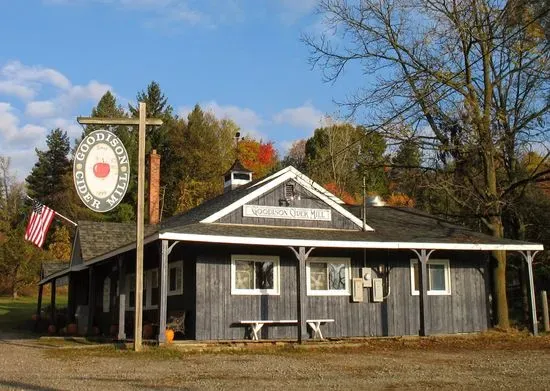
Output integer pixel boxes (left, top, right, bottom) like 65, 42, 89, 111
38, 157, 544, 342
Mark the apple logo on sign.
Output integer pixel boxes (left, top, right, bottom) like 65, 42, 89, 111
93, 161, 110, 178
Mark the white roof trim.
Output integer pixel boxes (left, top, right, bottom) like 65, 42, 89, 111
200, 166, 371, 230
159, 232, 544, 251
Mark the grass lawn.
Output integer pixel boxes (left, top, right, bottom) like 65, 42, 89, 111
0, 294, 68, 333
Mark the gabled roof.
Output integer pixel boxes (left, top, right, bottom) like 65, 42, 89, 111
58, 166, 543, 274
224, 159, 252, 174
161, 166, 359, 230
159, 206, 543, 251
77, 220, 159, 262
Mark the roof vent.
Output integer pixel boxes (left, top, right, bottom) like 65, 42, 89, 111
367, 195, 386, 207
223, 159, 253, 192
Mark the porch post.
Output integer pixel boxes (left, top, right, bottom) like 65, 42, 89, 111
158, 240, 169, 344
87, 266, 95, 336
50, 279, 57, 325
35, 284, 43, 330
67, 273, 75, 322
117, 257, 126, 340
412, 249, 434, 337
520, 251, 539, 336
289, 246, 315, 344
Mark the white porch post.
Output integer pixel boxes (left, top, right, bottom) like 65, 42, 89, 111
412, 249, 435, 337
289, 246, 315, 344
158, 240, 169, 344
520, 250, 540, 336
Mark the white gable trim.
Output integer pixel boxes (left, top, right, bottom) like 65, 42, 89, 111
158, 232, 544, 251
200, 167, 373, 230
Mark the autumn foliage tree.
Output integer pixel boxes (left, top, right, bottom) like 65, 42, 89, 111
238, 139, 278, 178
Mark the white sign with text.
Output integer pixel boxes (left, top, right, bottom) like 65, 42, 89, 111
243, 205, 332, 221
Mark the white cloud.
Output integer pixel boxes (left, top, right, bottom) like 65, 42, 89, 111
2, 61, 71, 91
0, 103, 48, 147
179, 101, 265, 139
273, 101, 326, 130
0, 60, 114, 180
0, 81, 36, 100
26, 100, 57, 117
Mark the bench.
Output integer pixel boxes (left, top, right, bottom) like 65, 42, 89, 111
239, 319, 335, 340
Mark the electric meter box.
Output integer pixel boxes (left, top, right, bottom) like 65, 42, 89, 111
361, 267, 372, 287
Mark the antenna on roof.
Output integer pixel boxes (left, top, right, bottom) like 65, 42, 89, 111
234, 132, 241, 159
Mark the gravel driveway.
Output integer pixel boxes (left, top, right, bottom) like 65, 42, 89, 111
0, 331, 549, 390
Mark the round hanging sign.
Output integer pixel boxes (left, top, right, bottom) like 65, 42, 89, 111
73, 129, 130, 213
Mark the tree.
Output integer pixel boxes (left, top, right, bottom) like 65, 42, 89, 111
129, 81, 173, 153
46, 226, 72, 261
305, 122, 388, 197
282, 140, 307, 171
165, 105, 236, 214
238, 139, 278, 179
0, 158, 44, 297
304, 0, 550, 328
26, 128, 71, 214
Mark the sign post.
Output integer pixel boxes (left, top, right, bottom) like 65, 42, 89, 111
77, 104, 162, 352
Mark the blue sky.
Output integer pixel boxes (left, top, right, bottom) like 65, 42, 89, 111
0, 0, 361, 180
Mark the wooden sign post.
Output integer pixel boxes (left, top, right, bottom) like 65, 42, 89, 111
77, 103, 162, 351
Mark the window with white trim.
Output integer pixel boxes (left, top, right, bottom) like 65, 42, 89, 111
410, 259, 451, 296
231, 255, 280, 295
126, 269, 159, 310
168, 261, 183, 296
306, 257, 351, 296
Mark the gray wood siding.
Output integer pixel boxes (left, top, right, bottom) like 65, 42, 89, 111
216, 180, 359, 230
194, 246, 490, 340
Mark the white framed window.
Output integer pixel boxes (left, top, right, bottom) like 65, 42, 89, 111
410, 259, 451, 296
126, 273, 136, 310
126, 269, 159, 311
306, 257, 351, 296
231, 255, 280, 295
168, 261, 183, 296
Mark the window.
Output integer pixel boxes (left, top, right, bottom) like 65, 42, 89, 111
306, 257, 351, 296
410, 259, 451, 296
126, 274, 136, 310
168, 261, 183, 296
126, 269, 159, 310
231, 255, 280, 295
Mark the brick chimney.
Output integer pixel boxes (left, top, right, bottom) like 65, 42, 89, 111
149, 149, 161, 224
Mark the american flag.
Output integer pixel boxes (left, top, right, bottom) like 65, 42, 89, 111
24, 200, 55, 248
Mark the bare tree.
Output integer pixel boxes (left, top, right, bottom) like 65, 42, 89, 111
304, 0, 550, 328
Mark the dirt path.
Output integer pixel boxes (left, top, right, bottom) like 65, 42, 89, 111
1, 332, 549, 390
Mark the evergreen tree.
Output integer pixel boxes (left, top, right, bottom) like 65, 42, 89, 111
129, 81, 173, 153
26, 128, 71, 213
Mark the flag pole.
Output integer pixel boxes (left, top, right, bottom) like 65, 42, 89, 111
25, 195, 78, 227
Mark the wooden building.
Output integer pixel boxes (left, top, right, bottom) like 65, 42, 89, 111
38, 161, 544, 342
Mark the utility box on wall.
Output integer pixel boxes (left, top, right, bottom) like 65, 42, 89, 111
372, 278, 383, 302
361, 267, 372, 287
352, 278, 364, 302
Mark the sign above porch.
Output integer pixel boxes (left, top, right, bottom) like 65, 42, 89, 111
243, 204, 332, 221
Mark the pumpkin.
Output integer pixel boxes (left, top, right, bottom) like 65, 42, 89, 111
67, 323, 78, 336
31, 314, 40, 321
47, 324, 57, 335
165, 329, 175, 343
143, 324, 154, 339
